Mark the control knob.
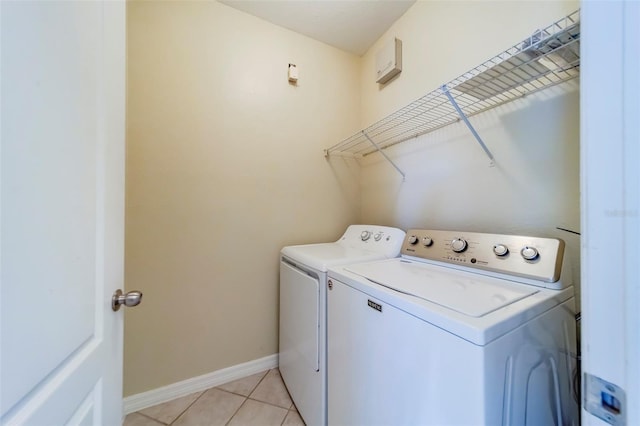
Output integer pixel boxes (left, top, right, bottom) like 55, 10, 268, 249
493, 244, 509, 257
451, 238, 468, 253
408, 235, 419, 245
521, 246, 539, 261
374, 232, 383, 241
422, 236, 433, 247
360, 231, 372, 241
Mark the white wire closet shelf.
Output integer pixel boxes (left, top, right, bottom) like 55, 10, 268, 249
324, 10, 580, 177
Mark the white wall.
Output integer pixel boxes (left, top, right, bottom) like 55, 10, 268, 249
124, 0, 361, 396
351, 0, 581, 296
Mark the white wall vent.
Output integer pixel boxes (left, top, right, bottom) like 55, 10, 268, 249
375, 38, 402, 84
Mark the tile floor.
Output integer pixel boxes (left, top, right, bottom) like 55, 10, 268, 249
124, 369, 305, 426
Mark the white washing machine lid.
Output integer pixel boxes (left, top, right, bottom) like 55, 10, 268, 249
345, 259, 538, 317
282, 243, 390, 272
330, 258, 574, 345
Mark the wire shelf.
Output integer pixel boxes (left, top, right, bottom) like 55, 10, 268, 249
325, 10, 580, 161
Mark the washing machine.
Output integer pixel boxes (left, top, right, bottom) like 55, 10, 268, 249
327, 228, 579, 426
279, 224, 405, 426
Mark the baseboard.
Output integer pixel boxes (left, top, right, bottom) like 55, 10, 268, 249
123, 353, 279, 414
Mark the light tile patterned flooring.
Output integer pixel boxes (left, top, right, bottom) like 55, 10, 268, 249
124, 369, 305, 426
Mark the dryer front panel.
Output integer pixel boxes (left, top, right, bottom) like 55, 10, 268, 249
279, 260, 322, 426
280, 261, 319, 372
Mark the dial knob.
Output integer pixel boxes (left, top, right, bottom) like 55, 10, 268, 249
493, 244, 509, 257
374, 232, 383, 241
360, 231, 372, 241
408, 235, 419, 245
451, 238, 467, 253
521, 246, 539, 261
422, 236, 433, 247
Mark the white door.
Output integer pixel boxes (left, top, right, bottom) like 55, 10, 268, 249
1, 1, 126, 425
581, 0, 640, 425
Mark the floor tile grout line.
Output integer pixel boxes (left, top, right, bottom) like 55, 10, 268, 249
224, 395, 292, 426
167, 389, 208, 425
226, 368, 293, 426
246, 396, 292, 411
247, 368, 296, 411
224, 395, 249, 426
224, 368, 271, 426
247, 367, 272, 398
225, 397, 289, 426
134, 411, 169, 425
219, 368, 270, 399
280, 409, 288, 426
281, 408, 305, 426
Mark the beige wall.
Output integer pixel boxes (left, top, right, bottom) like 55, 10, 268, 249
124, 0, 361, 396
352, 0, 581, 292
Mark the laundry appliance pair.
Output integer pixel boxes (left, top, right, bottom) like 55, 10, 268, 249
279, 225, 579, 426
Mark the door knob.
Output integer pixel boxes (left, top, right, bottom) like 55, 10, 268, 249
112, 289, 143, 311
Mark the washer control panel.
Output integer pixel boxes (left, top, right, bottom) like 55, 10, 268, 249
338, 225, 406, 257
401, 229, 566, 286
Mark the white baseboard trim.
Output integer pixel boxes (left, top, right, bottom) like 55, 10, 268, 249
123, 353, 279, 414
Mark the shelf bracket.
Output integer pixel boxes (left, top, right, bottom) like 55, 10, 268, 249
442, 85, 495, 165
362, 131, 406, 181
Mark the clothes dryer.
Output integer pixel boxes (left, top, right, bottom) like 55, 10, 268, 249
279, 225, 405, 426
327, 229, 579, 426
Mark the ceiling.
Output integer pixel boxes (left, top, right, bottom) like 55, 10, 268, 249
217, 0, 417, 56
